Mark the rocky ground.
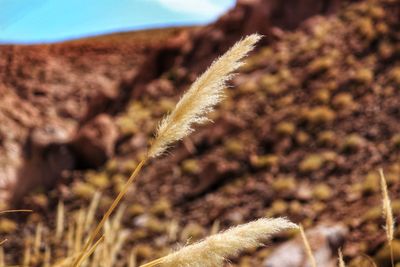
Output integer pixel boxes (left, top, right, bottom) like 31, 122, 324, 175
1, 0, 400, 266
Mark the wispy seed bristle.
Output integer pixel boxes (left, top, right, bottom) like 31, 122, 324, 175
141, 217, 297, 267
148, 34, 262, 158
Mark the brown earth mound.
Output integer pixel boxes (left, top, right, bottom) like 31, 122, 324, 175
0, 27, 186, 203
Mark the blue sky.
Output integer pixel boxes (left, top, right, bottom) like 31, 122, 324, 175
0, 0, 234, 44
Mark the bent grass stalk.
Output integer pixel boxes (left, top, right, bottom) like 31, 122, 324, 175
72, 34, 262, 266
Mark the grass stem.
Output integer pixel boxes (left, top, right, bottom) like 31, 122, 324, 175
74, 235, 105, 267
390, 241, 394, 267
299, 225, 317, 267
139, 257, 164, 267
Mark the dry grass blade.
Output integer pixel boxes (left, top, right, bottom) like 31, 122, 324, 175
379, 168, 395, 267
338, 248, 346, 267
34, 223, 43, 256
44, 246, 51, 267
84, 192, 101, 231
140, 217, 297, 267
0, 209, 32, 215
148, 34, 262, 158
0, 247, 4, 266
23, 238, 31, 266
72, 34, 261, 267
299, 224, 317, 267
56, 201, 64, 241
129, 249, 137, 267
360, 253, 378, 267
75, 235, 105, 267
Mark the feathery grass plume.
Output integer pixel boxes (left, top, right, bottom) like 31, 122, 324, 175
379, 168, 395, 267
338, 248, 346, 267
299, 224, 317, 267
148, 33, 262, 158
140, 217, 297, 267
73, 34, 262, 266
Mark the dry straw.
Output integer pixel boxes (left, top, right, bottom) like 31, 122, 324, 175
379, 168, 395, 267
140, 218, 297, 267
73, 34, 262, 266
299, 224, 317, 267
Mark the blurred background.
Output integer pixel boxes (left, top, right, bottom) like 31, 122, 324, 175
0, 0, 400, 266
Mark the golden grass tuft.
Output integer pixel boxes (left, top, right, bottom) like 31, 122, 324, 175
0, 193, 128, 267
140, 217, 297, 267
